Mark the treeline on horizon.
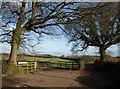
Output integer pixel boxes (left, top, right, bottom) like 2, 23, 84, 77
1, 53, 119, 61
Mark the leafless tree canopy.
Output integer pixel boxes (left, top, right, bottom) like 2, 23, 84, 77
1, 1, 119, 65
1, 1, 101, 67
64, 2, 120, 61
0, 2, 101, 51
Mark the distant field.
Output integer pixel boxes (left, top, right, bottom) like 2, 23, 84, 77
1, 54, 119, 62
1, 54, 119, 70
1, 54, 79, 69
1, 54, 75, 62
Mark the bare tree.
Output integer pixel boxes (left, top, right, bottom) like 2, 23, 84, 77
1, 1, 80, 74
64, 2, 120, 61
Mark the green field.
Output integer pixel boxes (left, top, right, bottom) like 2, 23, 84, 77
1, 54, 74, 62
1, 54, 79, 69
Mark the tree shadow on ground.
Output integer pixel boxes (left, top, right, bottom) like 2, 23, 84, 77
76, 63, 115, 89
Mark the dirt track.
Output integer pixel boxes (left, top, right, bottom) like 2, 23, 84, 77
2, 69, 112, 88
3, 69, 86, 88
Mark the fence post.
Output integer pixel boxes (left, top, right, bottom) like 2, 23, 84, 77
80, 61, 85, 70
72, 62, 74, 69
34, 61, 37, 70
27, 63, 29, 73
30, 62, 31, 72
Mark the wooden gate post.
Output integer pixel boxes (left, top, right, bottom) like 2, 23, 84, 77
34, 61, 37, 70
80, 61, 85, 70
27, 63, 29, 73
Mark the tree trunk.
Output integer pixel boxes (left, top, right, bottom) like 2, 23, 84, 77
99, 46, 106, 61
4, 31, 21, 75
8, 27, 26, 66
8, 32, 19, 66
4, 28, 26, 75
9, 41, 18, 66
